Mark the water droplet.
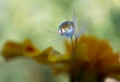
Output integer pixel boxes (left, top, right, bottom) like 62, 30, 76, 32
58, 21, 74, 38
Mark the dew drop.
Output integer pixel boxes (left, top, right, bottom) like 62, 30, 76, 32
58, 21, 74, 38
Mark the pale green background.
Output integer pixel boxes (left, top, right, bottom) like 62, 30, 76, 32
0, 0, 120, 82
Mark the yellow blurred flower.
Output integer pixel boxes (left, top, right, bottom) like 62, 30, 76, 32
2, 39, 40, 60
2, 41, 23, 60
33, 47, 61, 64
22, 39, 40, 57
52, 35, 120, 82
1, 35, 120, 82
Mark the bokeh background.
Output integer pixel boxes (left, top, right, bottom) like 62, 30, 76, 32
0, 0, 120, 82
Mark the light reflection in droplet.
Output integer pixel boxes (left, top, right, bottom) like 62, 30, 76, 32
58, 21, 74, 38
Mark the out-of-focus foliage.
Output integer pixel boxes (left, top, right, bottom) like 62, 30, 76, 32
0, 0, 120, 52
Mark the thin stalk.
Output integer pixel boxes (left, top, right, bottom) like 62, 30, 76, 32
74, 37, 77, 57
70, 37, 78, 82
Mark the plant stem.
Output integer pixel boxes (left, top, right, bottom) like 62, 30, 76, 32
70, 37, 78, 82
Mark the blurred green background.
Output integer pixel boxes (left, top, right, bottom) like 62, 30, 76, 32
0, 0, 120, 82
0, 0, 120, 52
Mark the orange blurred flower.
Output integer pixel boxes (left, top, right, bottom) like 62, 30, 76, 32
52, 35, 120, 82
2, 39, 40, 60
22, 39, 40, 57
33, 47, 61, 64
2, 41, 23, 60
1, 35, 120, 82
